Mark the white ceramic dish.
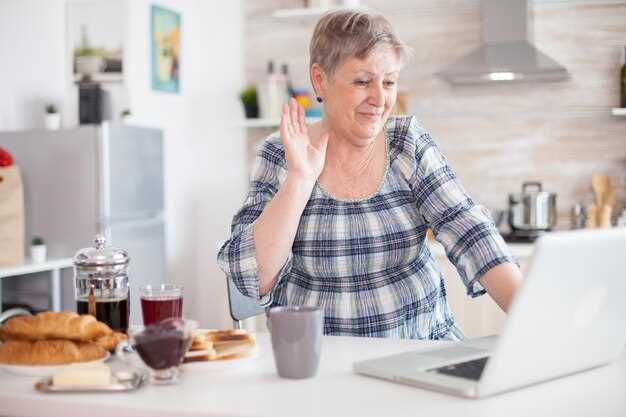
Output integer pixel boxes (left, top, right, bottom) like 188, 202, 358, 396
0, 352, 111, 377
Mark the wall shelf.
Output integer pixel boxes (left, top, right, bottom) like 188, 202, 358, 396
73, 72, 123, 84
272, 4, 362, 19
0, 258, 73, 312
272, 7, 333, 18
243, 117, 321, 128
611, 108, 626, 116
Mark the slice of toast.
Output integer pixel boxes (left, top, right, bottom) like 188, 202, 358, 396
213, 337, 255, 359
184, 329, 256, 362
184, 347, 217, 363
205, 329, 250, 342
189, 334, 213, 351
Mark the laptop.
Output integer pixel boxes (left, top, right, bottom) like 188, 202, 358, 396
353, 229, 626, 398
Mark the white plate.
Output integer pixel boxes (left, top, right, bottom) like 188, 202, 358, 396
183, 346, 260, 372
0, 352, 111, 377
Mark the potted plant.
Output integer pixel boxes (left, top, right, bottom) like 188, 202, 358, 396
74, 25, 104, 75
75, 48, 104, 75
44, 104, 61, 130
239, 85, 259, 119
120, 109, 131, 123
30, 236, 47, 263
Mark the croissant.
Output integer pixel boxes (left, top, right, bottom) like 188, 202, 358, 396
93, 331, 127, 352
0, 311, 112, 342
0, 339, 107, 365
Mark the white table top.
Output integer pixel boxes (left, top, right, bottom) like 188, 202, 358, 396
1, 334, 625, 417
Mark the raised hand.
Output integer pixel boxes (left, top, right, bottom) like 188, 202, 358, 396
280, 98, 329, 184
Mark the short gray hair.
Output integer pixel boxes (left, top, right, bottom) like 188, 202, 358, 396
309, 9, 410, 77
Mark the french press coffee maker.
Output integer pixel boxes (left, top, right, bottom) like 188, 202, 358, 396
74, 235, 130, 332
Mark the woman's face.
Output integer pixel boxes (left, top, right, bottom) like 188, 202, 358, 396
316, 47, 401, 145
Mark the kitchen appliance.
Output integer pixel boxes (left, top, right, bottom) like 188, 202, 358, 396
354, 229, 626, 398
0, 123, 165, 324
507, 181, 557, 242
501, 229, 544, 243
79, 80, 111, 124
437, 0, 569, 84
74, 235, 130, 332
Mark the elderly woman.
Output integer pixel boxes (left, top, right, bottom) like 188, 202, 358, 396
218, 10, 522, 340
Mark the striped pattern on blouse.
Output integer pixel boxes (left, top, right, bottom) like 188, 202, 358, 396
217, 116, 515, 340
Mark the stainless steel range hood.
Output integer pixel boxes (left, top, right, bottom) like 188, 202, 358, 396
437, 0, 569, 85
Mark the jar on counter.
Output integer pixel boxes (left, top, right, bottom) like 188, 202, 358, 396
74, 235, 130, 332
571, 202, 586, 230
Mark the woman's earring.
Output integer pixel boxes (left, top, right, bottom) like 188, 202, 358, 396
316, 96, 323, 103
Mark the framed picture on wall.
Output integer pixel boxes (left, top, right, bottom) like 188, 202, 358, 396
151, 4, 181, 93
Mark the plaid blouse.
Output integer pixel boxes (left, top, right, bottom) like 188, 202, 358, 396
218, 116, 515, 340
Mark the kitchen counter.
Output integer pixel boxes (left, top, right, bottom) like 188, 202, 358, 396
1, 334, 625, 417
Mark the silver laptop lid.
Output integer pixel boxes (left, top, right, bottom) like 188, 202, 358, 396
479, 229, 626, 396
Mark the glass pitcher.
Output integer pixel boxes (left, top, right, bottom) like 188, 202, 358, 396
74, 235, 130, 332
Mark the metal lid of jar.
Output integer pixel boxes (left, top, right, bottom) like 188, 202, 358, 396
74, 235, 130, 268
76, 274, 129, 292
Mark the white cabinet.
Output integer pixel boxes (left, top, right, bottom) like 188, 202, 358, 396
431, 242, 532, 338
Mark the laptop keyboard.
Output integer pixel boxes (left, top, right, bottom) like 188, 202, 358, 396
429, 357, 490, 380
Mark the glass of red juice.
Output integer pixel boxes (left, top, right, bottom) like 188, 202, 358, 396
140, 284, 183, 326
